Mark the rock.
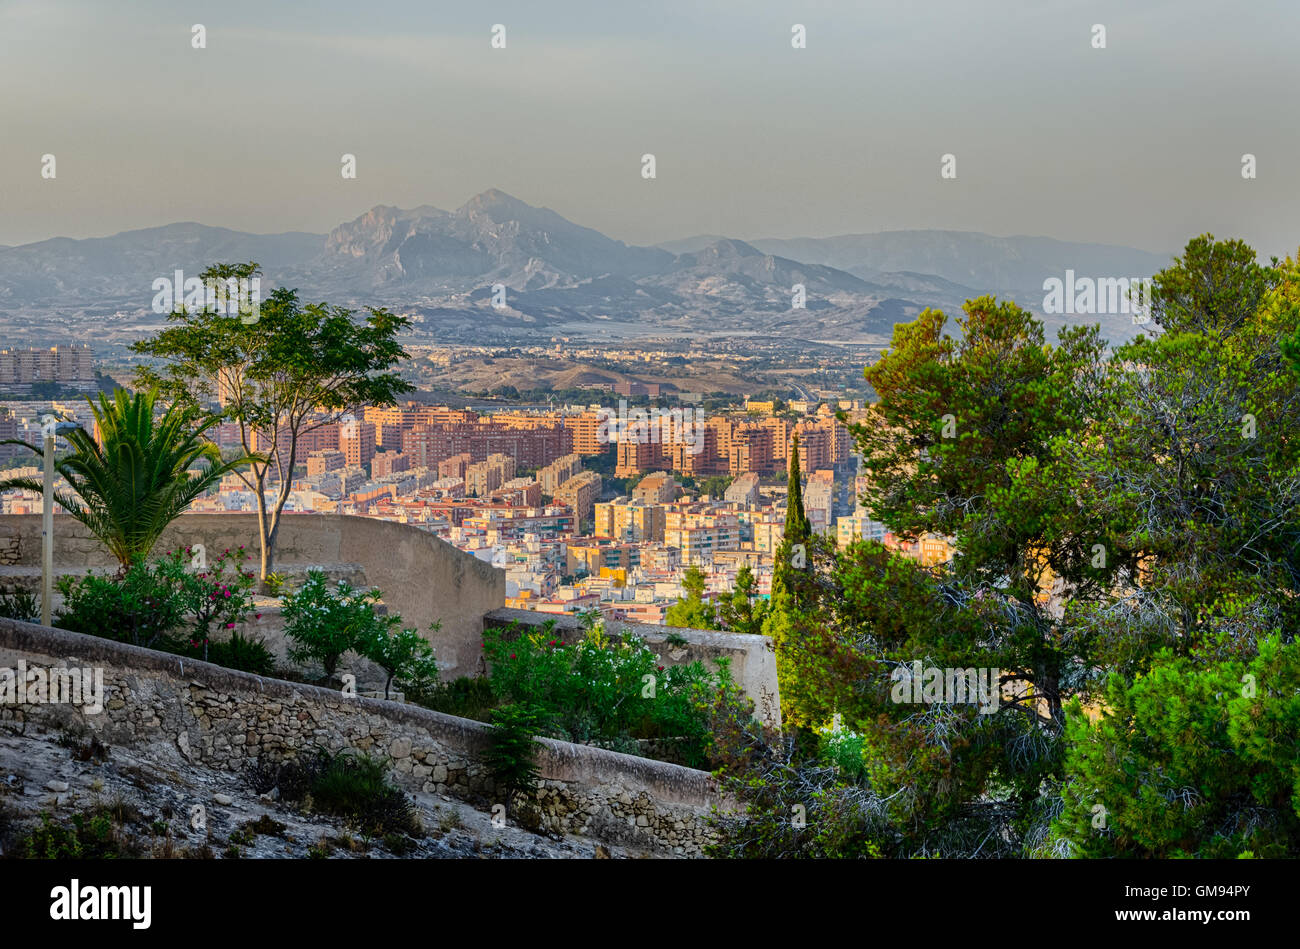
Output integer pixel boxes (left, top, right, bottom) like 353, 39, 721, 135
45, 780, 69, 792
389, 737, 412, 759
594, 844, 611, 859
214, 793, 234, 806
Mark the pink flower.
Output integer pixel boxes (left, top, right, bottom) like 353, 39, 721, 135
255, 613, 262, 620
509, 653, 516, 660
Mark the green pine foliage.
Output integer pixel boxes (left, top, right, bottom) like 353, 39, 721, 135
716, 235, 1300, 859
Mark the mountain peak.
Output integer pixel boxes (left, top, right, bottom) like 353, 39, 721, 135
457, 188, 535, 216
693, 238, 763, 260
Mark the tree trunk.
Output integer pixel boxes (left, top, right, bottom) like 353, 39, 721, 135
255, 470, 272, 584
263, 517, 279, 586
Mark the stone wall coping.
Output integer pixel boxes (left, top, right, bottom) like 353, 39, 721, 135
484, 606, 770, 649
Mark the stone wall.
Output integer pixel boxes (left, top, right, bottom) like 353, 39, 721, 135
0, 513, 505, 678
0, 617, 726, 856
484, 608, 782, 728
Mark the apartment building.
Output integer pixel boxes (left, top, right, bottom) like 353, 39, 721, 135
804, 470, 836, 535
492, 477, 542, 507
306, 449, 346, 476
632, 471, 679, 504
402, 421, 572, 469
554, 470, 602, 531
438, 452, 473, 480
724, 472, 761, 506
592, 498, 666, 542
340, 417, 377, 468
371, 450, 411, 478
539, 453, 582, 495
0, 345, 95, 391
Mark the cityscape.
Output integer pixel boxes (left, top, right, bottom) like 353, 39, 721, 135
0, 0, 1294, 927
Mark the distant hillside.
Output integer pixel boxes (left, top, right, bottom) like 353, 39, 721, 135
0, 194, 1171, 343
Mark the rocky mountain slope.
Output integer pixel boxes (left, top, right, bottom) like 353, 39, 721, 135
0, 191, 1168, 342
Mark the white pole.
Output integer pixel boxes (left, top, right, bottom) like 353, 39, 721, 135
42, 431, 54, 627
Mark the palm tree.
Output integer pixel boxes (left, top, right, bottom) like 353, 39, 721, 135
0, 388, 255, 566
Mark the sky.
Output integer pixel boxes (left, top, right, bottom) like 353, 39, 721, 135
1, 0, 1296, 258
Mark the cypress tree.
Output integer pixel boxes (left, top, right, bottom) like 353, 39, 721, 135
785, 432, 811, 544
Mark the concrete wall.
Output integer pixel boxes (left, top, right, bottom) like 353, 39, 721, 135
0, 618, 725, 855
0, 513, 505, 679
484, 608, 781, 728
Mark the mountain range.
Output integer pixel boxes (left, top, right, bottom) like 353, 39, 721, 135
0, 189, 1171, 343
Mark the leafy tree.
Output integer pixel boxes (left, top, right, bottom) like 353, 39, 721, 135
748, 295, 1117, 853
847, 296, 1113, 728
280, 571, 378, 678
0, 388, 250, 566
665, 565, 720, 630
361, 621, 442, 700
697, 475, 733, 499
1060, 240, 1300, 666
719, 564, 767, 635
723, 237, 1300, 858
133, 262, 413, 581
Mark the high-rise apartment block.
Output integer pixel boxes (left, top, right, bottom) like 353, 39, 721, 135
554, 470, 602, 532
539, 453, 583, 495
0, 345, 95, 392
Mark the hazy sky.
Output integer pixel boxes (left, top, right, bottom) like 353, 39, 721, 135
2, 0, 1296, 257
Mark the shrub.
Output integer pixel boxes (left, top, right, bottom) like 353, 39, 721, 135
699, 689, 889, 859
819, 727, 869, 780
167, 545, 257, 663
22, 809, 140, 859
483, 618, 732, 768
56, 559, 188, 649
408, 676, 497, 721
359, 621, 441, 700
246, 749, 419, 837
308, 751, 420, 837
0, 587, 40, 624
280, 571, 379, 677
208, 631, 276, 676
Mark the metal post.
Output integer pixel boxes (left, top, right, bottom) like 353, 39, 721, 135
42, 431, 54, 627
